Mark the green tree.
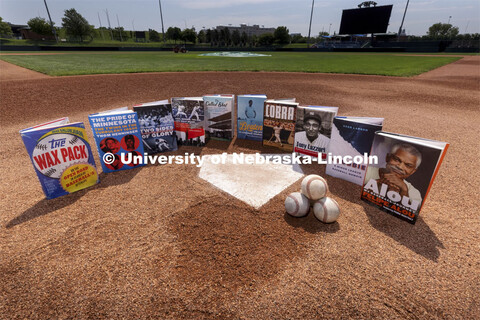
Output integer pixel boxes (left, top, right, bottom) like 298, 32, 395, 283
258, 33, 274, 46
241, 31, 248, 46
231, 30, 241, 46
212, 29, 219, 46
166, 27, 182, 44
249, 34, 258, 47
315, 31, 329, 43
27, 17, 53, 35
149, 29, 160, 42
274, 26, 290, 44
427, 23, 459, 39
114, 27, 129, 41
181, 28, 196, 44
61, 8, 94, 42
220, 27, 230, 46
291, 34, 306, 43
96, 26, 109, 39
197, 30, 206, 43
205, 29, 212, 44
0, 17, 13, 36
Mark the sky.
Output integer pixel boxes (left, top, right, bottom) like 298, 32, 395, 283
1, 0, 479, 36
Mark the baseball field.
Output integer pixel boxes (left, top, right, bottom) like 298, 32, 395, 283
0, 51, 461, 76
0, 51, 479, 319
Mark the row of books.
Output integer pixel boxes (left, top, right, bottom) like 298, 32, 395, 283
20, 95, 448, 224
237, 97, 449, 224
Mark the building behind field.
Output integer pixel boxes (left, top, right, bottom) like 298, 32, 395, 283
215, 24, 275, 37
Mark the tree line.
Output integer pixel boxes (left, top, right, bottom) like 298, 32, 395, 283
149, 25, 291, 46
0, 9, 478, 45
0, 8, 293, 45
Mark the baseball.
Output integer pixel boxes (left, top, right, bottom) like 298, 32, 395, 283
301, 174, 328, 200
313, 197, 340, 223
285, 192, 310, 217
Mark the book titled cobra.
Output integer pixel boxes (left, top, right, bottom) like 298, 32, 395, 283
20, 117, 99, 199
262, 99, 299, 152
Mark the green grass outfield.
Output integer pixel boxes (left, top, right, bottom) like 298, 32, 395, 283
0, 51, 461, 77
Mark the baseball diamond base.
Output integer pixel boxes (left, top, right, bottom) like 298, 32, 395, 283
199, 154, 304, 209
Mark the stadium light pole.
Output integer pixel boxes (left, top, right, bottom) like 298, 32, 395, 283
307, 0, 315, 48
98, 12, 105, 40
158, 0, 166, 45
116, 14, 123, 42
397, 0, 410, 41
105, 9, 114, 40
43, 0, 58, 43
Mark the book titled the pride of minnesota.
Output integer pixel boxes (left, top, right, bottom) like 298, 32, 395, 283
88, 107, 145, 173
361, 131, 448, 224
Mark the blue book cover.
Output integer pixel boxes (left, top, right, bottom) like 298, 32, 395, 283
133, 101, 178, 154
237, 95, 267, 141
326, 116, 384, 185
20, 117, 99, 199
88, 108, 145, 173
204, 94, 234, 141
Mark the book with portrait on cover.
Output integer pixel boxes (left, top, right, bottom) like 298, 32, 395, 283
361, 131, 449, 224
294, 105, 338, 158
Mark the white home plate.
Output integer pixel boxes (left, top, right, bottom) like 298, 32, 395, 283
199, 154, 304, 209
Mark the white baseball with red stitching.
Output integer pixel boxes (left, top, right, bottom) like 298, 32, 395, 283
285, 192, 310, 217
301, 174, 329, 200
313, 197, 340, 223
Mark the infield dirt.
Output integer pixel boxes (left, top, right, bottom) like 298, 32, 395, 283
0, 56, 479, 319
